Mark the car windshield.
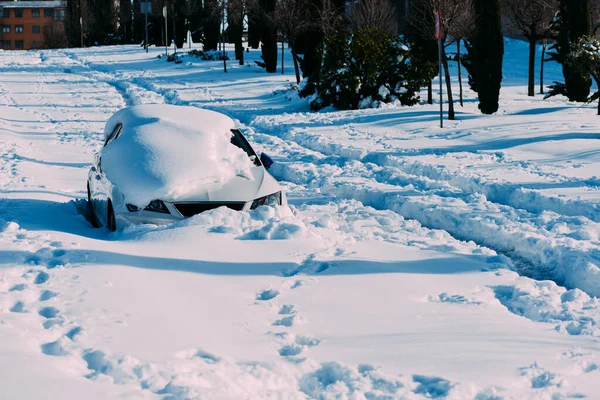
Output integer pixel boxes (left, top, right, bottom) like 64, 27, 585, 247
230, 129, 261, 166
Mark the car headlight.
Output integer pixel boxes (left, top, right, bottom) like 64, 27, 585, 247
251, 191, 282, 210
126, 200, 170, 214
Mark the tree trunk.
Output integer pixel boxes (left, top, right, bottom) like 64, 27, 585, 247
291, 45, 301, 84
457, 39, 463, 107
282, 40, 284, 74
472, 0, 503, 114
528, 34, 536, 97
594, 76, 600, 115
427, 80, 433, 104
442, 46, 455, 120
540, 41, 546, 94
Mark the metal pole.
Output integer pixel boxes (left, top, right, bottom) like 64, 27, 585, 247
187, 19, 191, 49
164, 6, 168, 56
145, 10, 148, 53
172, 11, 176, 55
222, 5, 227, 73
79, 0, 83, 47
438, 33, 443, 128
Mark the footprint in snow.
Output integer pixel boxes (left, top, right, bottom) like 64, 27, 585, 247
272, 315, 295, 327
34, 271, 49, 284
9, 301, 26, 313
278, 335, 320, 358
41, 340, 68, 356
66, 326, 83, 340
9, 283, 26, 292
39, 290, 58, 301
279, 343, 303, 357
39, 306, 60, 319
279, 304, 295, 315
256, 289, 279, 301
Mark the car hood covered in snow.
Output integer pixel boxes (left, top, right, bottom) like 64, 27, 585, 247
101, 104, 258, 207
171, 164, 281, 203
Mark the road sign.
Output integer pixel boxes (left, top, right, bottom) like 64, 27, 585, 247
140, 2, 152, 14
435, 11, 442, 40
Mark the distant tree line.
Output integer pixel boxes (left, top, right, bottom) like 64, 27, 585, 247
62, 0, 600, 115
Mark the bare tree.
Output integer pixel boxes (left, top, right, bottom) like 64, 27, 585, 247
590, 0, 600, 36
319, 0, 347, 38
274, 0, 311, 83
503, 0, 558, 96
44, 23, 69, 48
348, 0, 398, 35
228, 0, 247, 64
410, 0, 474, 120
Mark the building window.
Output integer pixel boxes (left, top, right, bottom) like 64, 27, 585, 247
32, 9, 40, 18
0, 40, 10, 50
44, 9, 53, 17
15, 9, 23, 18
31, 40, 42, 49
15, 40, 23, 49
32, 25, 40, 34
2, 26, 10, 34
2, 9, 9, 18
54, 9, 65, 21
15, 25, 23, 33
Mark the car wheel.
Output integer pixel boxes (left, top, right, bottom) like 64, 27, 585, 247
107, 200, 117, 232
87, 184, 100, 228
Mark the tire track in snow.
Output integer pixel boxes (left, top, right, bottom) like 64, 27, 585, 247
217, 113, 600, 297
58, 50, 166, 107
107, 68, 600, 296
249, 126, 600, 296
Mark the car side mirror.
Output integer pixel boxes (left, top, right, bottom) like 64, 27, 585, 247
260, 152, 274, 170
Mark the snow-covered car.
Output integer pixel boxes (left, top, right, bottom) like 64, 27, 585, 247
87, 104, 285, 231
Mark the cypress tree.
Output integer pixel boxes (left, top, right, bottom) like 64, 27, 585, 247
65, 0, 82, 47
547, 0, 591, 102
471, 0, 503, 114
189, 0, 203, 43
260, 0, 278, 73
173, 0, 187, 48
248, 11, 261, 49
227, 1, 244, 62
202, 0, 221, 51
301, 0, 323, 79
119, 0, 133, 43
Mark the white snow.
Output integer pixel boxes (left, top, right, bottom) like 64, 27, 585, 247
0, 38, 599, 399
102, 104, 255, 207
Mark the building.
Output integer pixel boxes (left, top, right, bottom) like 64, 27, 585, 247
0, 0, 65, 50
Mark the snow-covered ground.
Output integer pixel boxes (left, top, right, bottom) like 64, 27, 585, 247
0, 39, 599, 399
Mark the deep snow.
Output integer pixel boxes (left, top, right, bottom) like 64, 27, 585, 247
101, 104, 254, 207
0, 38, 598, 399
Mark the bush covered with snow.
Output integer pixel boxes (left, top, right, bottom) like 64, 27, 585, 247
302, 28, 427, 111
188, 49, 229, 61
566, 36, 600, 114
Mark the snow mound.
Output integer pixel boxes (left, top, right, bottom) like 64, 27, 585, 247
122, 205, 314, 241
492, 280, 600, 337
101, 105, 255, 207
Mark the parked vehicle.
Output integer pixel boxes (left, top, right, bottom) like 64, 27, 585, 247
87, 104, 284, 231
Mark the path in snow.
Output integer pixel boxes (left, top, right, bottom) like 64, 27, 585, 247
0, 44, 599, 399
